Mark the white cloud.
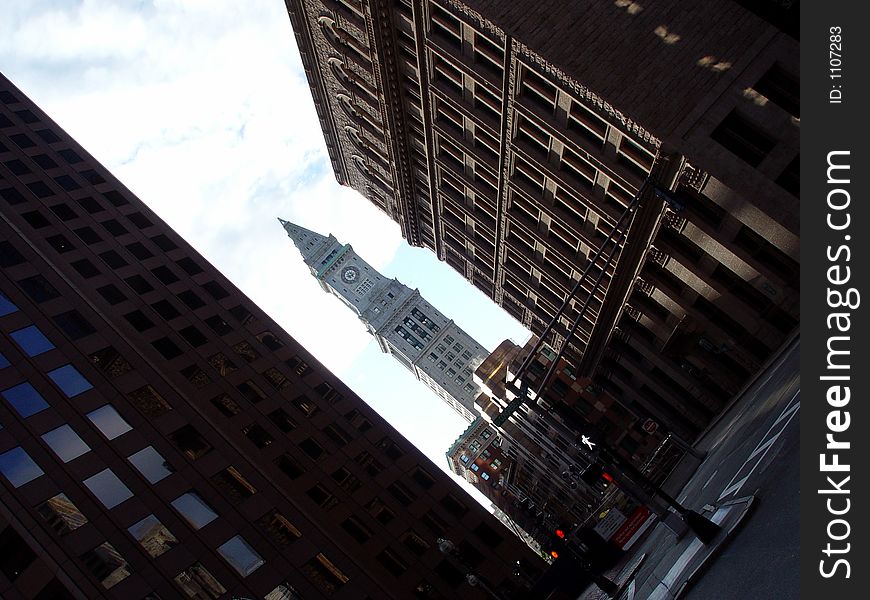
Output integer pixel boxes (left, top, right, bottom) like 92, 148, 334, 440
1, 0, 402, 375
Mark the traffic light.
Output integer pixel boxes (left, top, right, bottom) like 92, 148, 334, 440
554, 528, 566, 540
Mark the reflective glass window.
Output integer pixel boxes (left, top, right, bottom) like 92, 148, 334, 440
128, 446, 174, 483
171, 492, 218, 529
2, 382, 49, 417
174, 562, 226, 599
48, 364, 93, 397
0, 446, 44, 487
0, 351, 9, 369
128, 514, 178, 557
0, 292, 17, 316
87, 405, 132, 439
83, 468, 133, 509
217, 535, 265, 576
79, 542, 131, 589
10, 325, 55, 356
42, 424, 90, 462
36, 493, 88, 534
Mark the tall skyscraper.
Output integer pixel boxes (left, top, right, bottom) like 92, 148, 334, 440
284, 0, 799, 441
0, 72, 541, 600
282, 218, 490, 422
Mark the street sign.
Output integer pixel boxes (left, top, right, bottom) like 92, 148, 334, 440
593, 507, 627, 540
611, 506, 655, 550
642, 418, 658, 434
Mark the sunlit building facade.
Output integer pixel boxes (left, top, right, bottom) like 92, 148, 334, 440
285, 0, 799, 441
282, 219, 490, 422
0, 72, 541, 600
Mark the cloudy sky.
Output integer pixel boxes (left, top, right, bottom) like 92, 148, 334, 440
0, 0, 530, 506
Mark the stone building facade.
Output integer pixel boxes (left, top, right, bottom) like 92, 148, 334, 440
282, 219, 489, 422
284, 0, 799, 440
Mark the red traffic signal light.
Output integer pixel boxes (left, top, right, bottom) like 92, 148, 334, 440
554, 528, 566, 539
602, 472, 613, 482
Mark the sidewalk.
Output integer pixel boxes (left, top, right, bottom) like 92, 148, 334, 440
577, 332, 798, 600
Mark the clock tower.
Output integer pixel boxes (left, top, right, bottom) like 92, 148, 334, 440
281, 218, 488, 422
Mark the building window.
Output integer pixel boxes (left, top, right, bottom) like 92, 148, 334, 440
177, 256, 204, 275
262, 366, 289, 389
97, 284, 127, 305
177, 289, 205, 309
341, 516, 373, 543
754, 63, 799, 117
0, 446, 44, 487
377, 547, 409, 577
153, 336, 183, 360
127, 211, 153, 229
98, 218, 127, 237
210, 393, 241, 417
152, 299, 182, 321
152, 265, 180, 285
218, 535, 264, 576
208, 352, 238, 375
86, 405, 132, 439
439, 494, 468, 518
299, 437, 325, 459
127, 385, 173, 417
711, 111, 775, 167
83, 468, 133, 509
36, 493, 88, 535
232, 340, 261, 362
124, 309, 155, 332
268, 408, 297, 432
257, 510, 302, 545
211, 466, 257, 501
179, 325, 207, 347
174, 562, 226, 599
243, 423, 275, 449
275, 454, 305, 479
99, 249, 127, 269
204, 314, 232, 335
171, 492, 218, 529
10, 325, 55, 356
170, 424, 212, 460
125, 274, 154, 294
237, 379, 267, 403
89, 346, 133, 378
301, 553, 349, 595
2, 382, 49, 417
388, 481, 417, 506
306, 483, 339, 510
128, 514, 178, 558
79, 541, 130, 589
128, 446, 174, 483
48, 365, 94, 398
53, 309, 96, 339
42, 425, 90, 462
18, 274, 60, 303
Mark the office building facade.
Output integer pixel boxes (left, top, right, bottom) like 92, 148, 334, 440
285, 0, 799, 440
0, 73, 540, 600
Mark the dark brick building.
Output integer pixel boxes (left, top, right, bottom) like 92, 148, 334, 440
285, 0, 799, 441
0, 72, 541, 600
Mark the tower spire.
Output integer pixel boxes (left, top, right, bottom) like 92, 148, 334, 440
279, 217, 334, 268
281, 220, 489, 423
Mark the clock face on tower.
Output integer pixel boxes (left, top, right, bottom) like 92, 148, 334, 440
341, 266, 360, 284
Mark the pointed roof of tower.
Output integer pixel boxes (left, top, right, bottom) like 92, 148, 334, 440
278, 217, 334, 267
